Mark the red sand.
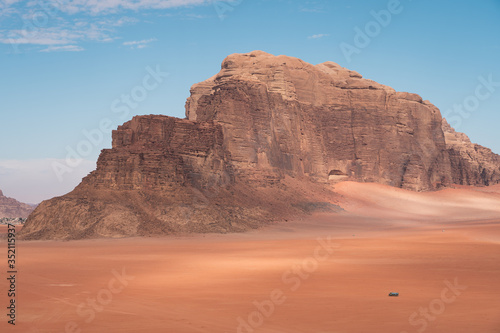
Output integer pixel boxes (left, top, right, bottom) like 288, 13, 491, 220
1, 182, 500, 332
0, 225, 8, 234
0, 225, 22, 234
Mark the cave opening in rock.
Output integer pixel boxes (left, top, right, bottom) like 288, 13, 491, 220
329, 170, 347, 176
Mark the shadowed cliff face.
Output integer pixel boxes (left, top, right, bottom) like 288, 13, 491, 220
89, 116, 234, 191
20, 51, 500, 240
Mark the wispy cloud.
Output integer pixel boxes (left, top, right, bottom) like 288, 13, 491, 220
0, 0, 20, 17
123, 38, 157, 49
40, 44, 84, 52
308, 33, 329, 39
0, 0, 208, 53
0, 0, 22, 9
184, 13, 206, 19
105, 16, 139, 26
42, 0, 212, 15
0, 26, 106, 45
300, 8, 325, 13
0, 15, 135, 53
299, 1, 326, 13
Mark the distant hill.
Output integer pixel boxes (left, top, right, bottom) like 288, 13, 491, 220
0, 189, 36, 218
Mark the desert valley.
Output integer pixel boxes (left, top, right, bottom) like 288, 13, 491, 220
1, 182, 500, 332
1, 50, 500, 333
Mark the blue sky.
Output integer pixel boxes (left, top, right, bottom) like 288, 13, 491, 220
1, 0, 499, 203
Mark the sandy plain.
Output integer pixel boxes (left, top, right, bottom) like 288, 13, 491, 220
1, 182, 500, 333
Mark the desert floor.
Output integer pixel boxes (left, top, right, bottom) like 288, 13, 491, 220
1, 182, 500, 333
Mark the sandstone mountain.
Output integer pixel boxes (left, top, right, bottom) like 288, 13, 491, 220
20, 51, 500, 240
186, 51, 452, 191
0, 189, 35, 218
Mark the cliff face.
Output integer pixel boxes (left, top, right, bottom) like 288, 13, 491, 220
20, 116, 265, 239
442, 119, 500, 186
21, 115, 336, 240
89, 116, 234, 191
20, 51, 500, 240
186, 51, 451, 191
0, 189, 34, 218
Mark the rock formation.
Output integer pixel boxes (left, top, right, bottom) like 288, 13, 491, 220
442, 119, 500, 185
20, 51, 500, 240
186, 50, 452, 191
20, 115, 339, 239
0, 189, 35, 218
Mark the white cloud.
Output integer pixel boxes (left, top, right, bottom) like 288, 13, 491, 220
1, 29, 79, 45
0, 0, 29, 19
43, 0, 211, 15
105, 16, 139, 26
123, 37, 156, 49
0, 158, 96, 204
0, 0, 207, 52
299, 1, 326, 14
0, 0, 22, 8
300, 8, 325, 13
0, 4, 18, 17
308, 33, 329, 39
40, 44, 84, 52
0, 22, 113, 46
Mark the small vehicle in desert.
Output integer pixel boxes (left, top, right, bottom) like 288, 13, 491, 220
388, 292, 399, 297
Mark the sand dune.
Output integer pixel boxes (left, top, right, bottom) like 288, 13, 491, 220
334, 181, 500, 220
2, 182, 500, 332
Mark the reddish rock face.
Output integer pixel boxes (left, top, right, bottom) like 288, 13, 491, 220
442, 119, 500, 186
89, 115, 234, 191
186, 50, 452, 191
19, 51, 500, 240
0, 189, 34, 218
